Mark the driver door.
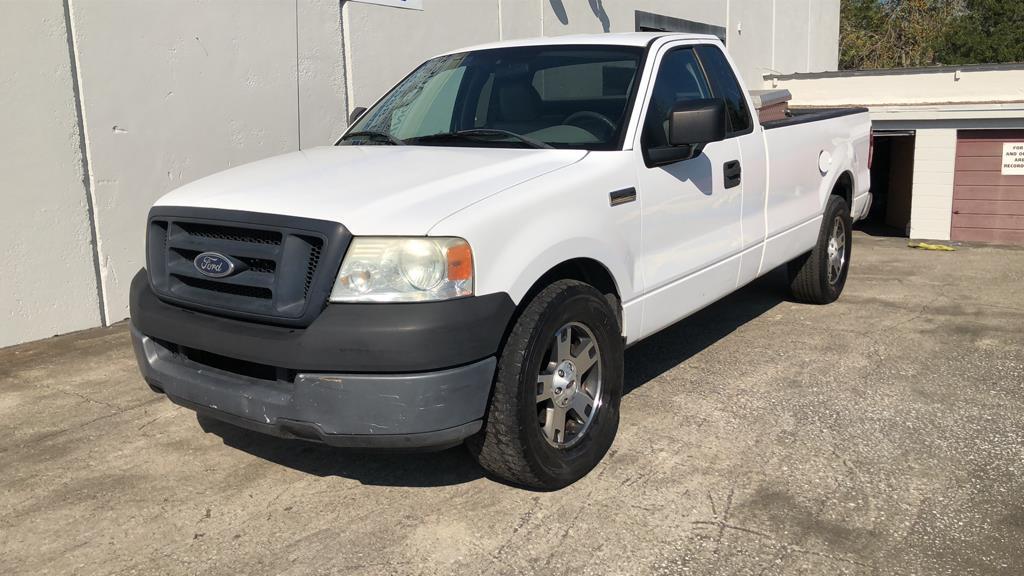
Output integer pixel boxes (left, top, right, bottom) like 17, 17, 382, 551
635, 45, 743, 336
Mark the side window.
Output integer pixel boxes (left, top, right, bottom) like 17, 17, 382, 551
694, 45, 752, 135
643, 48, 711, 148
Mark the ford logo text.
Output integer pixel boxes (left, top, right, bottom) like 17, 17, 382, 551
194, 252, 235, 278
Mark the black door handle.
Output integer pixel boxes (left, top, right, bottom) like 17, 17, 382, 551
724, 160, 741, 189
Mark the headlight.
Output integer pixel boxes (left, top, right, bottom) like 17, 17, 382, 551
329, 237, 473, 302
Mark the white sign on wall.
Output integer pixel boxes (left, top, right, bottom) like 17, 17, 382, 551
1003, 143, 1024, 175
349, 0, 423, 10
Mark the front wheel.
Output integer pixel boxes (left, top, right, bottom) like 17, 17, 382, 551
788, 194, 853, 304
467, 280, 623, 490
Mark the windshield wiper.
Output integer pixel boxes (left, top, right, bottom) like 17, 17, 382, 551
407, 129, 553, 149
337, 130, 405, 146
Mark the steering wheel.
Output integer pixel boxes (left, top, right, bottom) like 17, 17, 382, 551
563, 111, 617, 139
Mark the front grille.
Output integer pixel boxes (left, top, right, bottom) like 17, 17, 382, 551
177, 222, 282, 245
238, 256, 277, 274
303, 239, 323, 297
181, 346, 294, 383
146, 208, 350, 326
172, 274, 273, 299
153, 337, 295, 383
172, 248, 277, 275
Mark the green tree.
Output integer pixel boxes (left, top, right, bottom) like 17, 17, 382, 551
840, 0, 963, 69
937, 0, 1024, 64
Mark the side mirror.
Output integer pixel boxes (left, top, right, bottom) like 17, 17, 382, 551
648, 98, 727, 167
349, 106, 367, 124
668, 98, 727, 147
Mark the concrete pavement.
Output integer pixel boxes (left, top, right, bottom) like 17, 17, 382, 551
2, 232, 1023, 575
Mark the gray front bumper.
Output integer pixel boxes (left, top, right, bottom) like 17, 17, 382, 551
130, 323, 495, 450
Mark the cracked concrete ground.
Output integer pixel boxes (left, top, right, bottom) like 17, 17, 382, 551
2, 232, 1023, 576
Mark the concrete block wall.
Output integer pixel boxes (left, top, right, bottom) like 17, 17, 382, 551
1, 0, 839, 347
910, 129, 958, 240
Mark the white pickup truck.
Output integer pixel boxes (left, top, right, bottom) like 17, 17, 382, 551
130, 33, 871, 489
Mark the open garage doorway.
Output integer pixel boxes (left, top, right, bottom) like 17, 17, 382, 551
860, 131, 916, 237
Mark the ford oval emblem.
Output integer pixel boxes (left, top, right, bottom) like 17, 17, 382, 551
194, 252, 235, 278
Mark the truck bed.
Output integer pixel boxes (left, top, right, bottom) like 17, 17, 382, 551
761, 107, 870, 130
756, 105, 873, 274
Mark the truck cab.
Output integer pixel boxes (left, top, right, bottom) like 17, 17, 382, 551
131, 33, 871, 489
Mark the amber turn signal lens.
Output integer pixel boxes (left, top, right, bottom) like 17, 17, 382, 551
446, 242, 473, 282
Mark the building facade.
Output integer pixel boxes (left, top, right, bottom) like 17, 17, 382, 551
768, 64, 1024, 244
1, 0, 840, 347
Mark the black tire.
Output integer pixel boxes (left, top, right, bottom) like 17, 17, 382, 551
467, 280, 624, 490
788, 194, 853, 304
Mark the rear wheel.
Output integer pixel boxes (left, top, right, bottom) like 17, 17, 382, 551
788, 194, 852, 304
467, 280, 623, 490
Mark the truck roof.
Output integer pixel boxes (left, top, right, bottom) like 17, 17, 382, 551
439, 32, 721, 56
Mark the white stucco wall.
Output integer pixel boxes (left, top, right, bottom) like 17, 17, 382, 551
343, 0, 503, 112
0, 0, 102, 347
500, 0, 544, 40
807, 0, 840, 73
69, 0, 346, 324
772, 0, 810, 77
541, 0, 724, 36
299, 0, 348, 148
725, 0, 774, 88
343, 0, 839, 109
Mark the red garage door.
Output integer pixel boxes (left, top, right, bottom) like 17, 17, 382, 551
953, 130, 1024, 245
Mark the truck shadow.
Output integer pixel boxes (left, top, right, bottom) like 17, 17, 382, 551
623, 265, 790, 395
198, 266, 790, 488
198, 415, 487, 487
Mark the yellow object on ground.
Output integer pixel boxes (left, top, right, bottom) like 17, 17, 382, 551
909, 242, 956, 251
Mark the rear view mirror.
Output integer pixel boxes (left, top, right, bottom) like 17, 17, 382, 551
648, 98, 727, 167
349, 106, 367, 124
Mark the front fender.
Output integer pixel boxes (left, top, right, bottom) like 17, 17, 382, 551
498, 237, 632, 306
428, 151, 642, 319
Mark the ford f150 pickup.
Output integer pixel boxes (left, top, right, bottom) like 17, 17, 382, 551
130, 33, 871, 489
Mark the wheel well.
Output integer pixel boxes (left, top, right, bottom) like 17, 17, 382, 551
523, 258, 622, 323
833, 171, 853, 207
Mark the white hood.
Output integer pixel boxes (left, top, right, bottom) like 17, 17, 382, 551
155, 145, 588, 235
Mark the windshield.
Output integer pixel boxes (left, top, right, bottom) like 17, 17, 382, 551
340, 45, 644, 151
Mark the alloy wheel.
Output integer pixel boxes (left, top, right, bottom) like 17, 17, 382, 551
827, 216, 847, 285
535, 322, 602, 448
